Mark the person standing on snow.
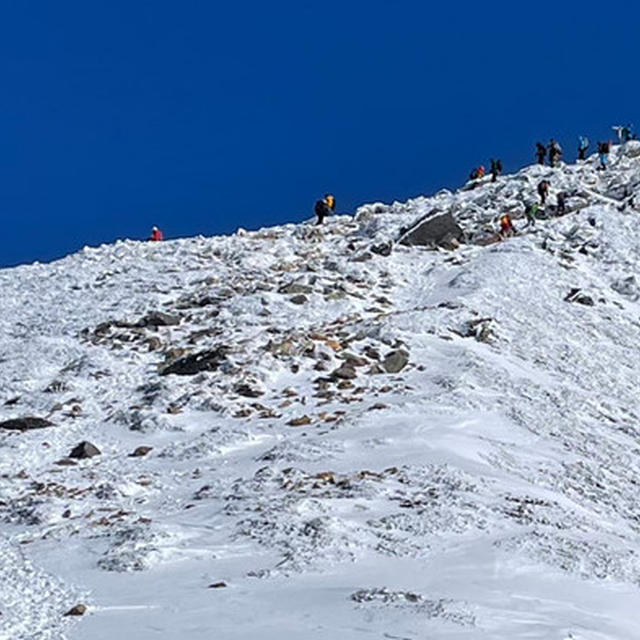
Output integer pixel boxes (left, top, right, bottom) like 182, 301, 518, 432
490, 158, 502, 182
150, 226, 164, 241
548, 139, 562, 167
597, 141, 611, 170
556, 192, 567, 215
537, 180, 550, 205
525, 202, 539, 227
577, 136, 589, 160
499, 213, 516, 238
314, 194, 335, 225
536, 142, 546, 165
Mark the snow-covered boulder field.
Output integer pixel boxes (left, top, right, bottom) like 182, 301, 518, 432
2, 145, 640, 639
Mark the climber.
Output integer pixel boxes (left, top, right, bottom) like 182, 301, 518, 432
469, 165, 486, 181
490, 158, 502, 182
548, 139, 563, 167
314, 193, 335, 225
536, 142, 546, 165
537, 180, 550, 205
149, 226, 164, 241
597, 141, 611, 170
525, 202, 539, 227
499, 213, 515, 238
556, 192, 567, 215
578, 136, 590, 160
622, 124, 634, 142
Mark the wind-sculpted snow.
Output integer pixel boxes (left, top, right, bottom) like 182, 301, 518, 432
2, 146, 640, 638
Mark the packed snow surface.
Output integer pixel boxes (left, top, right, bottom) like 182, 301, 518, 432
2, 145, 640, 639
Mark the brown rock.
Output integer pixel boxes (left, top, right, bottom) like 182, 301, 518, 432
331, 362, 357, 380
287, 415, 312, 427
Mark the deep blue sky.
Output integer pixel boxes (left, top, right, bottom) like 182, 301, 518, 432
1, 1, 636, 266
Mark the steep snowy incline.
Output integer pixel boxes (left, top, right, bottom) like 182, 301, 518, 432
2, 150, 640, 639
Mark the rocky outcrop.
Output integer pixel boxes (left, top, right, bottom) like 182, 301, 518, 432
69, 441, 101, 459
0, 417, 54, 432
398, 211, 463, 248
160, 346, 230, 376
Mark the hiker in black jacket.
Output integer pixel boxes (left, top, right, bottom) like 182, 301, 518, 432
314, 194, 335, 225
536, 142, 546, 165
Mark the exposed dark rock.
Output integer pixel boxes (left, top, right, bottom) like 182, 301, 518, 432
290, 294, 308, 305
382, 349, 409, 373
64, 604, 87, 617
331, 362, 358, 380
564, 288, 595, 306
160, 346, 230, 376
371, 242, 392, 257
287, 415, 312, 427
398, 210, 463, 248
279, 282, 312, 295
130, 446, 153, 458
140, 311, 181, 327
68, 441, 101, 459
234, 382, 265, 398
208, 581, 227, 589
0, 417, 54, 432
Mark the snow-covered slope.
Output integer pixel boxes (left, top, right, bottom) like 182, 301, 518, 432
2, 146, 640, 640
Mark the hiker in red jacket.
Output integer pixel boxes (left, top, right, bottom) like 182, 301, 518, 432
150, 226, 164, 241
499, 213, 515, 238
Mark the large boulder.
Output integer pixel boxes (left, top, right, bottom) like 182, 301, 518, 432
382, 349, 409, 373
160, 346, 230, 376
398, 210, 463, 248
0, 417, 54, 432
68, 441, 101, 459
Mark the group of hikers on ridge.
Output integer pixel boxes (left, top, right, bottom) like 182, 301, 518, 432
149, 123, 635, 242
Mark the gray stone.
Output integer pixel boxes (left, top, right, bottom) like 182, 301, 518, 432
0, 417, 54, 432
69, 441, 101, 459
382, 349, 409, 373
398, 211, 463, 248
331, 362, 358, 380
290, 294, 308, 305
140, 311, 181, 327
279, 282, 313, 295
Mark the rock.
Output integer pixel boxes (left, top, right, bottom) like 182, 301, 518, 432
0, 417, 54, 432
130, 446, 153, 458
351, 251, 373, 262
382, 349, 409, 373
160, 346, 230, 376
234, 382, 265, 398
331, 362, 358, 380
208, 581, 227, 589
340, 352, 369, 367
68, 441, 101, 459
398, 210, 463, 248
370, 242, 392, 257
146, 336, 163, 351
64, 604, 87, 616
290, 294, 308, 305
363, 346, 380, 360
55, 458, 78, 466
564, 288, 595, 306
140, 311, 181, 327
279, 282, 312, 295
287, 415, 312, 427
